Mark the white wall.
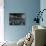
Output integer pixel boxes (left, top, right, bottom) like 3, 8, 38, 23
40, 0, 46, 27
0, 0, 4, 42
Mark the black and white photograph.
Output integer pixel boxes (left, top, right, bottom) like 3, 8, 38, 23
9, 13, 25, 25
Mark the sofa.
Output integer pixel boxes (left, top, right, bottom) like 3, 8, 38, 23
1, 25, 46, 46
32, 25, 46, 46
17, 25, 46, 46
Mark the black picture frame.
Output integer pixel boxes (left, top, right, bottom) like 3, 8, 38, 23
9, 13, 25, 25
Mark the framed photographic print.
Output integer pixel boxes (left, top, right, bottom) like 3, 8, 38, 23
9, 13, 25, 25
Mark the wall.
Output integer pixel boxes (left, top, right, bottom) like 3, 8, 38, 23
40, 0, 46, 27
0, 0, 4, 42
4, 0, 40, 42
